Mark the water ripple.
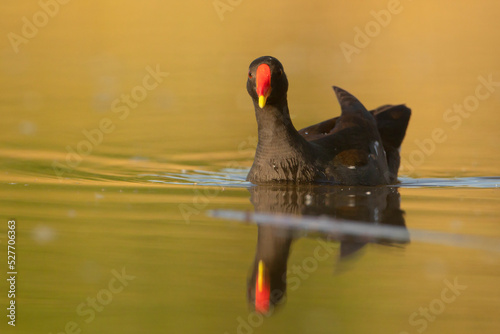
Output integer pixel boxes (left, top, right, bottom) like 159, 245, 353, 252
399, 176, 500, 188
209, 209, 500, 254
141, 168, 500, 189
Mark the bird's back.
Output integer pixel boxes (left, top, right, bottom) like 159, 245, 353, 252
298, 88, 411, 184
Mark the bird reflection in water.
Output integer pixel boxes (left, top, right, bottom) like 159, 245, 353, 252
246, 184, 409, 314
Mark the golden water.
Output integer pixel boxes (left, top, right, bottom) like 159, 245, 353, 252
1, 1, 499, 333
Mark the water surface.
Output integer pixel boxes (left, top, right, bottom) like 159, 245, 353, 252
1, 1, 500, 334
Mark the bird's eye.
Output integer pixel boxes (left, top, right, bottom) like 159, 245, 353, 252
276, 68, 283, 76
248, 71, 252, 79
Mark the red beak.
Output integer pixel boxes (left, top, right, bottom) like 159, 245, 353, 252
255, 260, 270, 313
256, 64, 271, 108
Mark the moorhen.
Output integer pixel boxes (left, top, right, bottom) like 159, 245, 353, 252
246, 56, 411, 185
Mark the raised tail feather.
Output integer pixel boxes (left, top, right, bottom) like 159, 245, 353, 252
332, 86, 369, 115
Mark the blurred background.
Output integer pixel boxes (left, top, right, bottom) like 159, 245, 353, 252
1, 1, 499, 334
1, 0, 499, 178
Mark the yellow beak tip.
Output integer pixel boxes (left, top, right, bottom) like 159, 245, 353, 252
258, 96, 267, 108
257, 260, 265, 291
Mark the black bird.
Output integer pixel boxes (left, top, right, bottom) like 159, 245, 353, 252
246, 56, 411, 185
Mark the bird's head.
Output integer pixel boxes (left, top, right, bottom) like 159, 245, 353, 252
247, 56, 288, 109
247, 259, 287, 314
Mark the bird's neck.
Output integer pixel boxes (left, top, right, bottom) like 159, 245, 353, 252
250, 225, 292, 298
253, 100, 305, 157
